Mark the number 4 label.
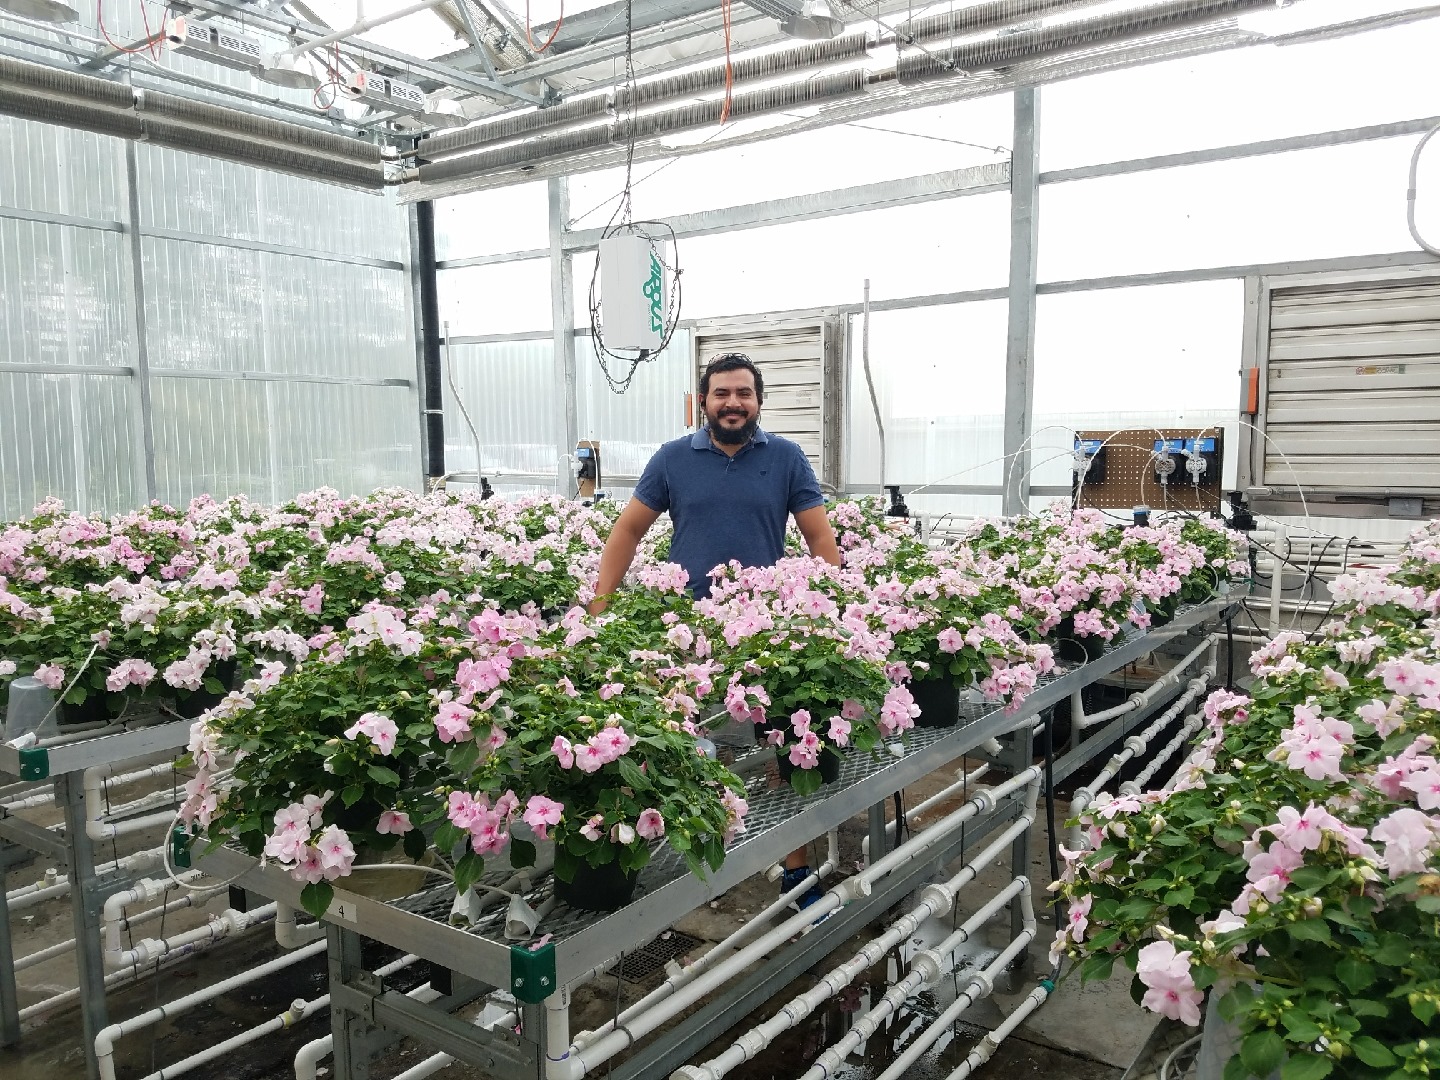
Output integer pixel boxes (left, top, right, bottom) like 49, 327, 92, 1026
331, 898, 359, 923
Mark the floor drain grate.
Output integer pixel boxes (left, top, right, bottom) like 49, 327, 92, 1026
607, 930, 705, 982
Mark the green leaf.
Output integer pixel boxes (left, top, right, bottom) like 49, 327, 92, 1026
1280, 1013, 1322, 1044
1279, 1052, 1333, 1080
341, 784, 364, 807
367, 765, 400, 787
1412, 996, 1437, 1025
787, 768, 824, 797
432, 822, 464, 854
1373, 934, 1411, 966
1163, 886, 1196, 908
1286, 919, 1331, 943
1214, 824, 1248, 843
1350, 1038, 1397, 1069
300, 881, 334, 921
402, 828, 427, 861
453, 852, 484, 894
616, 758, 651, 792
1289, 867, 1333, 892
1241, 1031, 1285, 1079
1416, 895, 1440, 914
1334, 957, 1375, 994
1080, 953, 1115, 982
1348, 999, 1388, 1019
509, 838, 536, 869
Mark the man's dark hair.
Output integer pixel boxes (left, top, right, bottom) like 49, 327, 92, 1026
700, 353, 764, 404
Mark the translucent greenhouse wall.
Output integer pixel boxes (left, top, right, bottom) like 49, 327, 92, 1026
0, 115, 417, 521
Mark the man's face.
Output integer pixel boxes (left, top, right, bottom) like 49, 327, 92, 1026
701, 368, 761, 445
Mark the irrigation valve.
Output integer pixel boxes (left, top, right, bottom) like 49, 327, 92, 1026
1184, 451, 1209, 483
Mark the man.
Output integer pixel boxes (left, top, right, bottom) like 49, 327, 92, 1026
589, 352, 841, 904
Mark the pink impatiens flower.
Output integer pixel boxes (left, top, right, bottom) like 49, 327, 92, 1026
344, 712, 399, 756
34, 663, 64, 690
827, 715, 852, 748
635, 808, 665, 839
1135, 941, 1203, 1026
551, 735, 575, 769
522, 795, 564, 840
1371, 808, 1440, 876
434, 701, 475, 744
376, 810, 413, 835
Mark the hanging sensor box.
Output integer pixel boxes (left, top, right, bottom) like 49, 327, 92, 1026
1072, 428, 1224, 515
599, 233, 666, 352
1152, 437, 1219, 489
1073, 439, 1108, 485
575, 440, 601, 500
166, 17, 264, 72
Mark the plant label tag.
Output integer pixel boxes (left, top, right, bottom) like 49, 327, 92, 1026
331, 898, 360, 924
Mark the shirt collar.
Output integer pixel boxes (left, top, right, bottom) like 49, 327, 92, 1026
691, 426, 770, 450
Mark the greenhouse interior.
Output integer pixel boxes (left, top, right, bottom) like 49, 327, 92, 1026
1, 0, 1439, 1078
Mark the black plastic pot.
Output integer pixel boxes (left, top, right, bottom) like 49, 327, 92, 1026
908, 673, 961, 729
554, 854, 639, 912
776, 745, 842, 787
1053, 618, 1106, 665
59, 691, 118, 728
174, 659, 240, 720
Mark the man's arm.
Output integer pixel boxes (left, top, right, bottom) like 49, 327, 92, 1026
794, 505, 841, 568
589, 499, 663, 614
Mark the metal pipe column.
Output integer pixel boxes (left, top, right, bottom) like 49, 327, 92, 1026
57, 772, 107, 1080
414, 201, 446, 485
123, 141, 158, 502
549, 176, 578, 497
0, 853, 18, 1045
1002, 87, 1041, 517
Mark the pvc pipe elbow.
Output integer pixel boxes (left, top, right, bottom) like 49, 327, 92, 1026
834, 876, 869, 903
671, 1067, 714, 1080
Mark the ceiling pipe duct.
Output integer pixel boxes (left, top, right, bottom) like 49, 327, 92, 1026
136, 90, 383, 163
415, 67, 867, 183
417, 1, 1105, 161
0, 52, 385, 189
409, 0, 1272, 188
896, 0, 1280, 82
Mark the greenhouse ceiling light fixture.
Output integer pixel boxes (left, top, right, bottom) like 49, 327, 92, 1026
259, 51, 322, 90
779, 0, 845, 39
0, 0, 78, 24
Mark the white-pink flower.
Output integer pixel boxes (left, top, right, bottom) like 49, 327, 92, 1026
552, 735, 575, 769
1371, 808, 1440, 876
636, 808, 665, 840
522, 795, 564, 840
344, 712, 399, 756
314, 825, 356, 879
1135, 941, 1202, 1026
376, 810, 413, 835
34, 663, 65, 690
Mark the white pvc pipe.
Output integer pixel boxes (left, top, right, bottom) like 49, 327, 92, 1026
104, 875, 203, 968
558, 774, 1042, 1080
388, 1009, 520, 1080
21, 953, 188, 1022
869, 762, 991, 855
8, 847, 165, 910
942, 979, 1054, 1080
19, 893, 216, 973
676, 835, 1032, 1080
805, 882, 1037, 1080
275, 903, 326, 949
85, 763, 181, 841
96, 940, 328, 1080
108, 902, 277, 971
1120, 714, 1205, 796
1068, 672, 1212, 850
291, 955, 436, 1080
1269, 522, 1286, 634
138, 996, 329, 1080
1072, 637, 1214, 732
870, 914, 1038, 1080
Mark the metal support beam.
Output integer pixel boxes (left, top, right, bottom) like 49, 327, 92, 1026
549, 177, 578, 497
0, 851, 19, 1046
563, 163, 1010, 251
1002, 88, 1040, 518
123, 142, 158, 504
56, 774, 106, 1080
415, 201, 446, 486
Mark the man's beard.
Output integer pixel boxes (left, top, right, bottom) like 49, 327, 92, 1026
710, 411, 759, 445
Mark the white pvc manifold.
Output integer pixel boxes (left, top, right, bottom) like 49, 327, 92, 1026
575, 831, 840, 1055
95, 940, 328, 1080
1070, 636, 1214, 734
1068, 663, 1214, 850
861, 763, 993, 861
806, 879, 1038, 1080
1120, 713, 1205, 796
21, 893, 215, 973
676, 827, 1033, 1080
275, 903, 327, 949
941, 979, 1055, 1080
84, 762, 182, 841
7, 846, 165, 910
550, 771, 1042, 1080
105, 890, 277, 971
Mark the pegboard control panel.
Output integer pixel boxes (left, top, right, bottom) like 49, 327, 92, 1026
1072, 428, 1224, 514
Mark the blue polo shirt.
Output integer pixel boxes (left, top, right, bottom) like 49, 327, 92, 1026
633, 427, 825, 597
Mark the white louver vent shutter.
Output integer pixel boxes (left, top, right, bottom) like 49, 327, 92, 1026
694, 324, 826, 473
1262, 279, 1440, 497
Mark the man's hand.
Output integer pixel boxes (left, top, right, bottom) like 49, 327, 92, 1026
794, 505, 842, 568
588, 594, 610, 616
590, 500, 663, 615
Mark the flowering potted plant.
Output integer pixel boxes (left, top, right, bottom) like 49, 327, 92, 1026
1052, 521, 1440, 1080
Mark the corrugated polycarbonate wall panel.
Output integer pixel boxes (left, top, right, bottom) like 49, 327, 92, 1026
268, 382, 417, 499
135, 145, 406, 263
443, 340, 561, 485
0, 114, 125, 220
0, 218, 131, 367
576, 329, 692, 481
142, 237, 413, 380
0, 371, 140, 518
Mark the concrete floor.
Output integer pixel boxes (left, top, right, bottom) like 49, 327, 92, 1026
0, 762, 1162, 1080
